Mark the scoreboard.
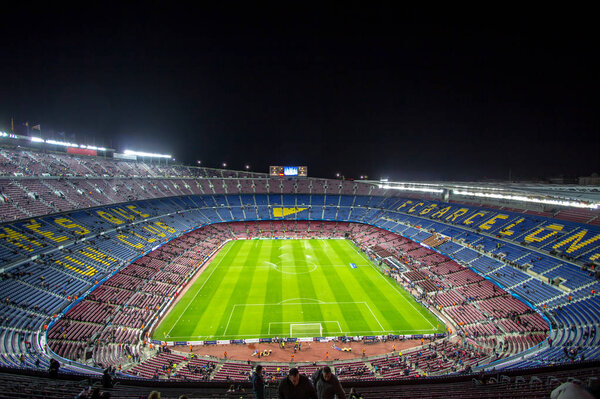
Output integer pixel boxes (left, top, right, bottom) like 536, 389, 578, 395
269, 166, 308, 177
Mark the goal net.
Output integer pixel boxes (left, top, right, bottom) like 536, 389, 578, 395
290, 323, 323, 337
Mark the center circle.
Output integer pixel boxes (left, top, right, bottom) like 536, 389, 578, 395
270, 260, 317, 274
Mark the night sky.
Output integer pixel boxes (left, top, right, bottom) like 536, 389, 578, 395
1, 4, 598, 181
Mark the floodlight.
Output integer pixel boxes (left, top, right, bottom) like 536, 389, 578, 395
124, 149, 171, 159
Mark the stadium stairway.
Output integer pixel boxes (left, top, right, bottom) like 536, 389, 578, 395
208, 361, 225, 380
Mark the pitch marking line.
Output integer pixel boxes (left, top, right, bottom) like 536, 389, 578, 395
348, 240, 436, 330
279, 298, 325, 304
226, 264, 364, 268
166, 241, 235, 337
267, 321, 342, 335
229, 301, 368, 307
167, 328, 436, 340
223, 301, 381, 336
362, 302, 386, 331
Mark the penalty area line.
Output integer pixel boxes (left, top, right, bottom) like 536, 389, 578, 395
362, 302, 386, 331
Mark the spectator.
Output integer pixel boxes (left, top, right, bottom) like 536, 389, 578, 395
102, 367, 113, 388
312, 366, 346, 399
252, 365, 265, 399
278, 368, 317, 399
49, 358, 60, 378
148, 391, 161, 399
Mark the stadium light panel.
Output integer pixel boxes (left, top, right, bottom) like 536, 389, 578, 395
452, 189, 600, 210
379, 184, 444, 193
46, 139, 80, 147
124, 149, 171, 159
81, 144, 107, 151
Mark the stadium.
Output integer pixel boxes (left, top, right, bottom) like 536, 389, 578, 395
0, 138, 598, 398
1, 4, 599, 398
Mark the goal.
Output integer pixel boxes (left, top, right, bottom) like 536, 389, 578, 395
290, 323, 323, 337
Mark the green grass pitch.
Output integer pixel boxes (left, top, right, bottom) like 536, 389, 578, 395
153, 239, 445, 341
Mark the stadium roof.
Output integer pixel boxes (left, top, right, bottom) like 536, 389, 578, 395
375, 180, 600, 209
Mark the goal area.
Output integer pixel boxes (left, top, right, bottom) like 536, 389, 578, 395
290, 323, 323, 337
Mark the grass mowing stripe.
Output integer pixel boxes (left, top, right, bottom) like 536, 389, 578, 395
311, 240, 372, 335
336, 239, 435, 332
223, 241, 254, 337
231, 241, 263, 337
265, 241, 283, 335
196, 243, 249, 337
330, 240, 391, 332
293, 240, 326, 336
247, 240, 268, 337
333, 240, 405, 330
162, 240, 234, 337
218, 242, 259, 338
346, 240, 439, 331
325, 240, 388, 333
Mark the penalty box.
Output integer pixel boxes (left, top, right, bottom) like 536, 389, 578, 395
223, 301, 387, 337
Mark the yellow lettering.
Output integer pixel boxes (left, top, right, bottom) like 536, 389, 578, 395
479, 214, 509, 230
133, 232, 157, 243
24, 220, 69, 243
127, 205, 150, 218
144, 225, 166, 237
524, 224, 563, 243
78, 247, 117, 266
0, 227, 44, 252
445, 208, 468, 222
407, 202, 424, 213
552, 230, 600, 253
118, 234, 143, 249
97, 211, 124, 225
463, 211, 488, 225
56, 257, 97, 276
588, 251, 600, 262
112, 207, 136, 221
499, 218, 524, 237
419, 204, 438, 215
396, 200, 413, 211
54, 217, 90, 235
431, 206, 452, 219
155, 221, 176, 233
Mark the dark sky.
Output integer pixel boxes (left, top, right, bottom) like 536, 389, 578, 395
1, 4, 598, 181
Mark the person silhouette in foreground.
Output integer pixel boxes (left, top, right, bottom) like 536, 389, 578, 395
312, 366, 346, 399
278, 367, 317, 399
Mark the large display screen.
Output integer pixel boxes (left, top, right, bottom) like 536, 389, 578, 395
284, 166, 298, 176
270, 166, 307, 177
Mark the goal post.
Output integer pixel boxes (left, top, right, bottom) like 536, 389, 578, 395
290, 323, 323, 337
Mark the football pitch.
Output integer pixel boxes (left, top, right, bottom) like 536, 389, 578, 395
153, 239, 445, 341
